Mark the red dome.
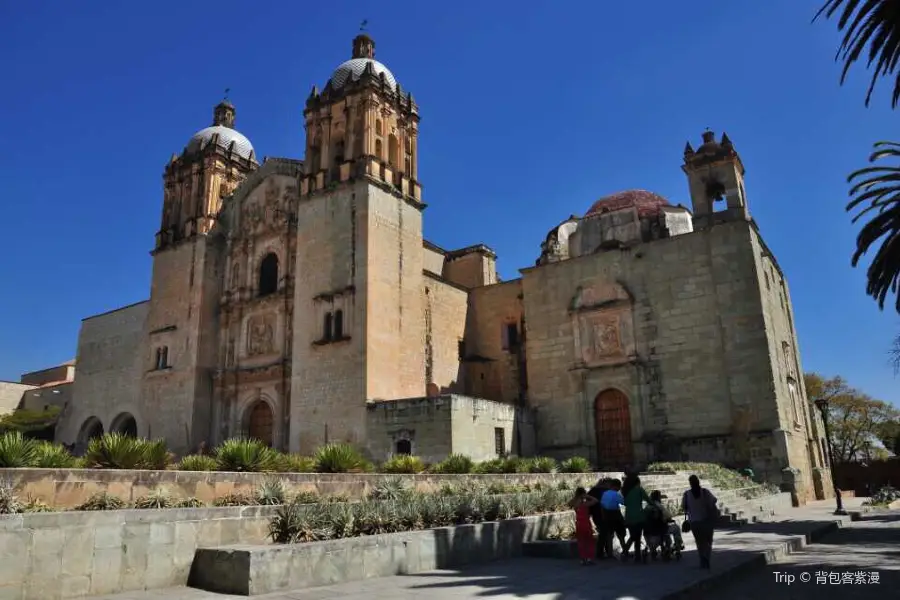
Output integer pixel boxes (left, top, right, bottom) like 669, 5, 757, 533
585, 189, 670, 218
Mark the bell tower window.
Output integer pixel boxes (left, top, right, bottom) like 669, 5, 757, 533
258, 253, 279, 297
388, 134, 399, 169
334, 139, 345, 167
334, 310, 344, 338
324, 312, 333, 341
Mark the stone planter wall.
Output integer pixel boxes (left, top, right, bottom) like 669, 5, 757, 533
189, 511, 572, 596
1, 468, 635, 509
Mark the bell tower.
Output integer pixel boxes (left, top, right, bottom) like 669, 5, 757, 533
682, 130, 749, 227
300, 32, 421, 200
156, 99, 258, 252
291, 31, 427, 454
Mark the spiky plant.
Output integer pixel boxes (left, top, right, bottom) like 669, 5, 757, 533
381, 454, 425, 474
558, 457, 592, 473
278, 453, 316, 473
76, 491, 126, 511
213, 438, 278, 473
524, 456, 557, 473
133, 488, 174, 509
291, 491, 320, 505
212, 492, 257, 507
255, 478, 287, 505
430, 453, 473, 474
313, 443, 372, 473
84, 433, 169, 470
22, 495, 53, 513
177, 454, 217, 472
0, 431, 37, 468
174, 497, 204, 508
268, 500, 329, 543
368, 477, 412, 501
30, 441, 77, 468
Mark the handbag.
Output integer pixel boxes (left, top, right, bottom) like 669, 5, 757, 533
681, 519, 691, 534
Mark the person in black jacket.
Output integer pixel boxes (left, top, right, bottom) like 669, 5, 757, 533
588, 478, 611, 558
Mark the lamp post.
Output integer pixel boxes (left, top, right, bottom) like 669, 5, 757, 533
814, 397, 847, 515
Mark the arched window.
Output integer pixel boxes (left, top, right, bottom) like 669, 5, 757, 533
333, 138, 345, 167
375, 138, 383, 160
388, 134, 400, 169
334, 310, 344, 338
375, 119, 383, 136
258, 253, 279, 297
246, 401, 274, 447
396, 439, 412, 455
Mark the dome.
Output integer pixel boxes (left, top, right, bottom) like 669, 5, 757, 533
330, 58, 397, 90
185, 125, 254, 160
585, 189, 670, 218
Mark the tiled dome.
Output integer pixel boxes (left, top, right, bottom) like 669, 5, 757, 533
185, 126, 254, 160
330, 58, 397, 90
585, 189, 670, 218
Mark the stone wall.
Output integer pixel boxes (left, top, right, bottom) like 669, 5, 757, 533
0, 504, 275, 599
0, 381, 32, 416
20, 381, 72, 413
56, 301, 148, 449
465, 280, 525, 403
519, 220, 787, 471
424, 275, 467, 394
365, 394, 535, 463
3, 468, 601, 510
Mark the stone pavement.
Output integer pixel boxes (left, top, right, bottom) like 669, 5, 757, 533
91, 499, 864, 600
694, 509, 900, 599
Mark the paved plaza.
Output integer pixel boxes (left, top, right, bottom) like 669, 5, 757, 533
90, 500, 892, 600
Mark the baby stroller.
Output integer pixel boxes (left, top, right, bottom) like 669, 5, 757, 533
643, 493, 683, 562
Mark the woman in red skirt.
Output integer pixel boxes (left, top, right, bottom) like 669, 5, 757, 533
569, 487, 599, 565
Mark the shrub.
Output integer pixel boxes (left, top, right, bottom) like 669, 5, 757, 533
474, 457, 520, 474
256, 479, 287, 505
175, 497, 204, 508
0, 431, 37, 468
31, 441, 77, 468
0, 479, 22, 514
268, 488, 572, 544
214, 438, 278, 472
313, 443, 372, 473
76, 492, 126, 511
863, 485, 900, 507
368, 477, 413, 501
559, 457, 591, 473
522, 456, 557, 473
647, 461, 781, 497
430, 454, 473, 474
177, 454, 217, 472
381, 454, 425, 474
292, 491, 320, 504
213, 492, 257, 507
84, 433, 171, 470
22, 495, 53, 513
278, 453, 316, 473
133, 488, 174, 509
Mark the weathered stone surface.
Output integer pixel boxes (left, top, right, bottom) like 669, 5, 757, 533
189, 512, 571, 596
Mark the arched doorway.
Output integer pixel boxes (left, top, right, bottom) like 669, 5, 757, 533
245, 401, 274, 447
594, 389, 634, 469
76, 416, 104, 454
110, 412, 137, 437
395, 439, 412, 455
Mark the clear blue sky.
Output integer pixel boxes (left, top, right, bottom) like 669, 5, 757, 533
0, 1, 896, 404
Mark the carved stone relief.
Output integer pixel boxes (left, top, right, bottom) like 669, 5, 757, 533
571, 281, 635, 368
579, 313, 623, 364
246, 313, 276, 357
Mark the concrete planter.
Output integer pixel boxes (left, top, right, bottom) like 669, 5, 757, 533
189, 511, 572, 596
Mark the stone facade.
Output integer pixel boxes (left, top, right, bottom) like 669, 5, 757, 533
53, 33, 827, 501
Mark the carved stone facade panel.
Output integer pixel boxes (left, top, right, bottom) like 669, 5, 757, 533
246, 312, 277, 357
571, 281, 636, 368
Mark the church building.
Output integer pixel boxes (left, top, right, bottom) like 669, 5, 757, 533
54, 32, 832, 502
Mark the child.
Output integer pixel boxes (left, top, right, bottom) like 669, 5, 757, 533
569, 487, 599, 565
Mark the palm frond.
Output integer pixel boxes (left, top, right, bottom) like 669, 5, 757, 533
845, 140, 900, 311
814, 0, 900, 108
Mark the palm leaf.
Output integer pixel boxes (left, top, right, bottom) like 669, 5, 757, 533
814, 0, 900, 108
845, 140, 900, 311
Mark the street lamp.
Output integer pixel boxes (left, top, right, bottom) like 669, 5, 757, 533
814, 397, 847, 515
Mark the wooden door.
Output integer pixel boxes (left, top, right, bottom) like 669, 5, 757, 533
594, 389, 634, 469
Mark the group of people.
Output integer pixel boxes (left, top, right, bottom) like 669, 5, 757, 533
569, 473, 718, 569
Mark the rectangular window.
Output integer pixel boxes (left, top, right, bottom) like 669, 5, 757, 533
334, 310, 344, 339
155, 346, 169, 370
494, 427, 506, 457
506, 323, 520, 351
324, 312, 333, 341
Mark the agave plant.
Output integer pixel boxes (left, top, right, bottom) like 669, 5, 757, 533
0, 431, 37, 468
277, 453, 316, 473
313, 443, 372, 473
214, 438, 278, 472
76, 491, 126, 511
255, 478, 287, 505
524, 456, 557, 473
213, 492, 257, 507
368, 477, 412, 501
177, 454, 217, 472
133, 488, 174, 509
22, 495, 53, 513
174, 497, 204, 508
31, 441, 77, 468
558, 457, 592, 473
381, 454, 425, 474
430, 454, 473, 474
268, 500, 329, 543
0, 478, 22, 514
84, 433, 169, 470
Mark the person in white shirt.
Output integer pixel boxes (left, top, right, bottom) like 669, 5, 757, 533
681, 474, 718, 569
